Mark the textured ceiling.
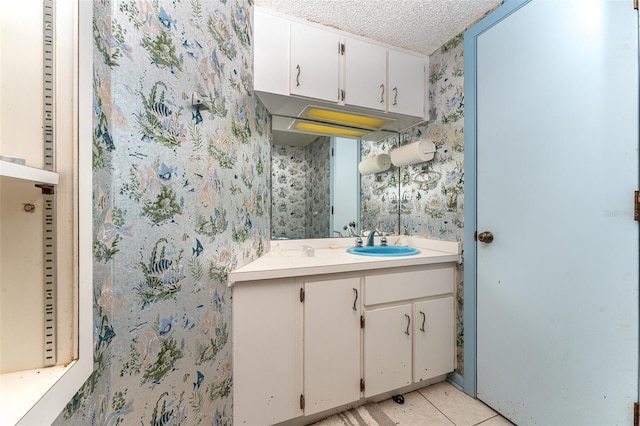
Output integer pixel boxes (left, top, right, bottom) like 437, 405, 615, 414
254, 0, 503, 56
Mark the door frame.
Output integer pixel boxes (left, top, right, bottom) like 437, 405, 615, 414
461, 0, 532, 398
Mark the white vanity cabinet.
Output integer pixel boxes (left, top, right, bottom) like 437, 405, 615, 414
413, 297, 455, 382
303, 277, 361, 415
290, 22, 340, 103
232, 278, 304, 425
363, 266, 456, 397
363, 304, 413, 397
233, 275, 362, 425
231, 242, 459, 426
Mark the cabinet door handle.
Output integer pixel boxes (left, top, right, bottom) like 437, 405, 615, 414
379, 84, 385, 103
393, 87, 398, 105
352, 288, 358, 311
296, 64, 301, 87
419, 311, 426, 332
404, 314, 410, 335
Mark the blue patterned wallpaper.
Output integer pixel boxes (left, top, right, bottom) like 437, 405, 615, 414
55, 0, 269, 423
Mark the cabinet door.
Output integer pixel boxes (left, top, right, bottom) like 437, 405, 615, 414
413, 297, 455, 383
388, 49, 425, 117
254, 9, 290, 95
364, 304, 412, 397
304, 277, 361, 415
233, 279, 303, 425
290, 22, 340, 102
344, 37, 387, 111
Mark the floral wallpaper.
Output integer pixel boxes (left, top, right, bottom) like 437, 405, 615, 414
399, 34, 465, 242
271, 137, 330, 239
306, 137, 331, 238
359, 139, 400, 235
55, 0, 269, 424
272, 144, 307, 238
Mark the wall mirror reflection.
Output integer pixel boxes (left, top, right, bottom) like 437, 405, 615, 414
270, 127, 401, 240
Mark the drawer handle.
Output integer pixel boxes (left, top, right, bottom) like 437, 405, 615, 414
419, 311, 426, 332
379, 84, 385, 103
352, 288, 358, 311
393, 87, 398, 105
296, 64, 301, 87
404, 314, 410, 335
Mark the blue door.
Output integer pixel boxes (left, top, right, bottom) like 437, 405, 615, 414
469, 1, 639, 424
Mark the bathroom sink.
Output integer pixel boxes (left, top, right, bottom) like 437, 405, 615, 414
346, 246, 421, 257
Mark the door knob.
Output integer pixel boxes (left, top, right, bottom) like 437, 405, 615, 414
477, 231, 494, 243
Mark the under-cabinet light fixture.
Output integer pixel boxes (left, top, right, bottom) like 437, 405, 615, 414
300, 106, 394, 130
292, 120, 369, 138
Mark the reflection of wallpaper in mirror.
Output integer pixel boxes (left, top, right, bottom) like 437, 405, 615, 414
360, 137, 400, 235
271, 137, 330, 239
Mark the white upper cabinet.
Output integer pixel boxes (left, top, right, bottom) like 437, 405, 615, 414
388, 49, 426, 117
344, 37, 387, 112
253, 10, 290, 96
253, 6, 428, 132
290, 22, 340, 103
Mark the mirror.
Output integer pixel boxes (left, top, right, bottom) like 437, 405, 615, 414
271, 131, 401, 240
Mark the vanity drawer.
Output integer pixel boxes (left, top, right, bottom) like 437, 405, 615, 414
364, 266, 454, 306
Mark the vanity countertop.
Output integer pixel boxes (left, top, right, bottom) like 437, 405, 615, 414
228, 236, 461, 286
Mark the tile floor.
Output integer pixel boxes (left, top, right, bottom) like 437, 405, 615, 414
312, 381, 514, 426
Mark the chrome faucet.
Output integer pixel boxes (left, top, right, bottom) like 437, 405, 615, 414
344, 223, 363, 247
366, 229, 388, 247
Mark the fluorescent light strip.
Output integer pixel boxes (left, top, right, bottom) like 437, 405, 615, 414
301, 107, 393, 130
292, 120, 369, 138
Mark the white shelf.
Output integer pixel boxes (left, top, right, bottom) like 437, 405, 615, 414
0, 160, 59, 185
0, 364, 71, 425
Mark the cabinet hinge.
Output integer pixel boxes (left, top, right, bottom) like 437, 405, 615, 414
300, 394, 305, 410
331, 205, 334, 215
360, 378, 365, 392
634, 402, 639, 426
339, 42, 345, 55
635, 191, 639, 221
300, 287, 305, 303
341, 89, 345, 101
360, 315, 365, 328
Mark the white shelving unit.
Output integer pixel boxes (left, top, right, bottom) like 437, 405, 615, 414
0, 160, 59, 185
0, 1, 93, 424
